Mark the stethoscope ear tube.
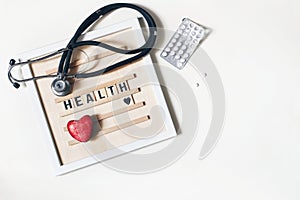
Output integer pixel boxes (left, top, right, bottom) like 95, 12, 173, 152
8, 3, 157, 97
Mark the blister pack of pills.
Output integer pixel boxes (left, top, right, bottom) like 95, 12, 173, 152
160, 18, 210, 69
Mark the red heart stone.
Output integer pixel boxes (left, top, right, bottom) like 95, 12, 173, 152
67, 115, 93, 142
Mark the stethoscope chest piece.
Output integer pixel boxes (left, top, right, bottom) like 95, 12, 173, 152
51, 79, 71, 97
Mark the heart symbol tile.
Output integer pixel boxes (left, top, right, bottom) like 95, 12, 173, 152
67, 115, 93, 142
123, 97, 131, 105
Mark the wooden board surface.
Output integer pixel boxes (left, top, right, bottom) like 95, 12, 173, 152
28, 21, 171, 165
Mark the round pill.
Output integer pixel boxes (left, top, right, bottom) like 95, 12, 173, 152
178, 30, 183, 34
180, 58, 185, 63
161, 52, 168, 57
170, 51, 175, 56
171, 39, 176, 43
191, 31, 196, 36
187, 47, 193, 53
183, 53, 189, 58
190, 23, 194, 28
176, 42, 182, 46
174, 33, 180, 38
177, 63, 183, 68
165, 47, 171, 52
178, 50, 184, 55
180, 36, 187, 42
181, 45, 187, 50
174, 47, 179, 51
196, 34, 202, 38
181, 25, 186, 29
168, 43, 174, 48
175, 55, 180, 60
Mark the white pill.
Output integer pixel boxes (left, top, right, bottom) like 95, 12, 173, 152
180, 36, 187, 42
183, 53, 189, 58
186, 48, 193, 53
162, 52, 168, 57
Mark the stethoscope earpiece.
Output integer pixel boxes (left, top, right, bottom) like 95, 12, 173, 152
9, 59, 16, 66
9, 59, 20, 89
13, 82, 20, 89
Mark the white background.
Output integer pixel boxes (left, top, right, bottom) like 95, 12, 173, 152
1, 0, 300, 199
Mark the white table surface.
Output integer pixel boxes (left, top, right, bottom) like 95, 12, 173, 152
1, 0, 299, 199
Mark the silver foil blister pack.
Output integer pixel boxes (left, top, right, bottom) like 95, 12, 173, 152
160, 18, 210, 69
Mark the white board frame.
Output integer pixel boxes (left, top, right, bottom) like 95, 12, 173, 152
17, 18, 176, 175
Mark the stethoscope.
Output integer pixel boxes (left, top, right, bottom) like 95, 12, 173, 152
8, 3, 157, 96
